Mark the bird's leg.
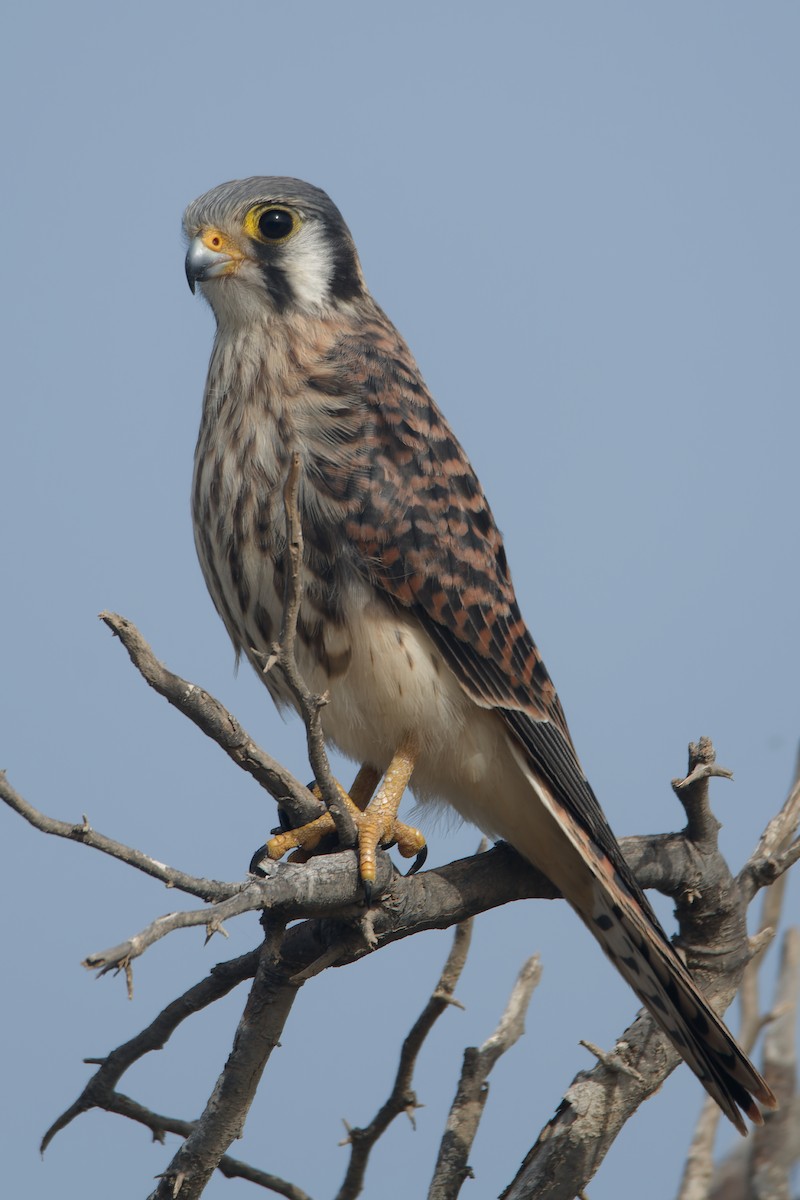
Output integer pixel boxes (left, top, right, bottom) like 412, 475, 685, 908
279, 764, 382, 863
357, 738, 424, 891
264, 741, 426, 888
336, 759, 427, 875
347, 764, 383, 810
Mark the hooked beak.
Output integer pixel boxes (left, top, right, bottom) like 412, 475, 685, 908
185, 233, 241, 294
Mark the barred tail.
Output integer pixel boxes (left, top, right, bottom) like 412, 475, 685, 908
506, 747, 777, 1132
583, 870, 774, 1133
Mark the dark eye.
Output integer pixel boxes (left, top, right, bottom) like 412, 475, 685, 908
257, 207, 296, 241
244, 203, 303, 247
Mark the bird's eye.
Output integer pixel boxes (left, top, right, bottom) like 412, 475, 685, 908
246, 205, 301, 245
258, 208, 294, 240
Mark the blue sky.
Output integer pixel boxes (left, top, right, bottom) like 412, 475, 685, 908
2, 4, 798, 1198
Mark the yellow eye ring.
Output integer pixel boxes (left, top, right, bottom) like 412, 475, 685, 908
245, 204, 302, 245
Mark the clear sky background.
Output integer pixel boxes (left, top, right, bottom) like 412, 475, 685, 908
2, 4, 798, 1198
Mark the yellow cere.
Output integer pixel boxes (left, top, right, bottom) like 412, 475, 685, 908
200, 228, 242, 259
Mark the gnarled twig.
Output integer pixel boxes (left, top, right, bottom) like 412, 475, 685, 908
335, 919, 475, 1200
430, 955, 542, 1200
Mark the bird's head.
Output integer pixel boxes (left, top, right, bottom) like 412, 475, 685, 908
183, 177, 365, 323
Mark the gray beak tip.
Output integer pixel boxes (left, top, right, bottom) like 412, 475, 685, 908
184, 245, 198, 294
185, 235, 234, 294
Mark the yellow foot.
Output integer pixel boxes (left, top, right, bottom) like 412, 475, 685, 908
264, 745, 426, 891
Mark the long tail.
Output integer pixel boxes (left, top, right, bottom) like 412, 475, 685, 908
578, 859, 772, 1132
506, 747, 776, 1132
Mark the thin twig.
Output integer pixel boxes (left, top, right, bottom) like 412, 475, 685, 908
671, 736, 728, 850
747, 838, 800, 894
335, 920, 475, 1200
41, 949, 260, 1153
429, 955, 542, 1200
99, 611, 323, 832
749, 927, 799, 1200
0, 771, 234, 901
100, 1093, 312, 1200
263, 452, 357, 848
82, 894, 250, 976
80, 853, 394, 978
578, 1040, 645, 1084
739, 749, 800, 904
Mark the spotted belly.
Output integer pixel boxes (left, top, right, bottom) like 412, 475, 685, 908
212, 539, 511, 827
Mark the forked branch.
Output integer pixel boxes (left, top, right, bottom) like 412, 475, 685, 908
429, 954, 542, 1200
499, 739, 795, 1200
335, 919, 475, 1200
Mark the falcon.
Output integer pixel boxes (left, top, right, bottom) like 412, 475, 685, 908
183, 176, 774, 1131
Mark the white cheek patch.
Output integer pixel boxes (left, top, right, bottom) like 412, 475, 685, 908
281, 222, 335, 311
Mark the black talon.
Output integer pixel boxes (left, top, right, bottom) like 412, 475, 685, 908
249, 844, 269, 876
276, 806, 293, 833
406, 844, 428, 875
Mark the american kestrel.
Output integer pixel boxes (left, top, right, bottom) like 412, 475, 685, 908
183, 177, 774, 1132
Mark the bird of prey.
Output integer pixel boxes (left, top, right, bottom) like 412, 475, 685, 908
184, 176, 774, 1132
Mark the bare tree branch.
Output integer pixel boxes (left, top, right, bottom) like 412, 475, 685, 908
95, 1094, 313, 1200
749, 926, 799, 1200
80, 852, 396, 977
681, 752, 800, 1200
215, 1155, 314, 1200
739, 747, 800, 905
99, 611, 323, 832
10, 743, 789, 987
82, 894, 251, 976
709, 1099, 800, 1200
48, 784, 793, 1200
706, 927, 800, 1200
0, 770, 234, 901
671, 738, 733, 849
149, 919, 297, 1200
429, 955, 542, 1200
498, 739, 772, 1200
678, 752, 799, 1200
41, 949, 260, 1153
334, 919, 474, 1200
9, 585, 799, 1200
678, 931, 776, 1200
